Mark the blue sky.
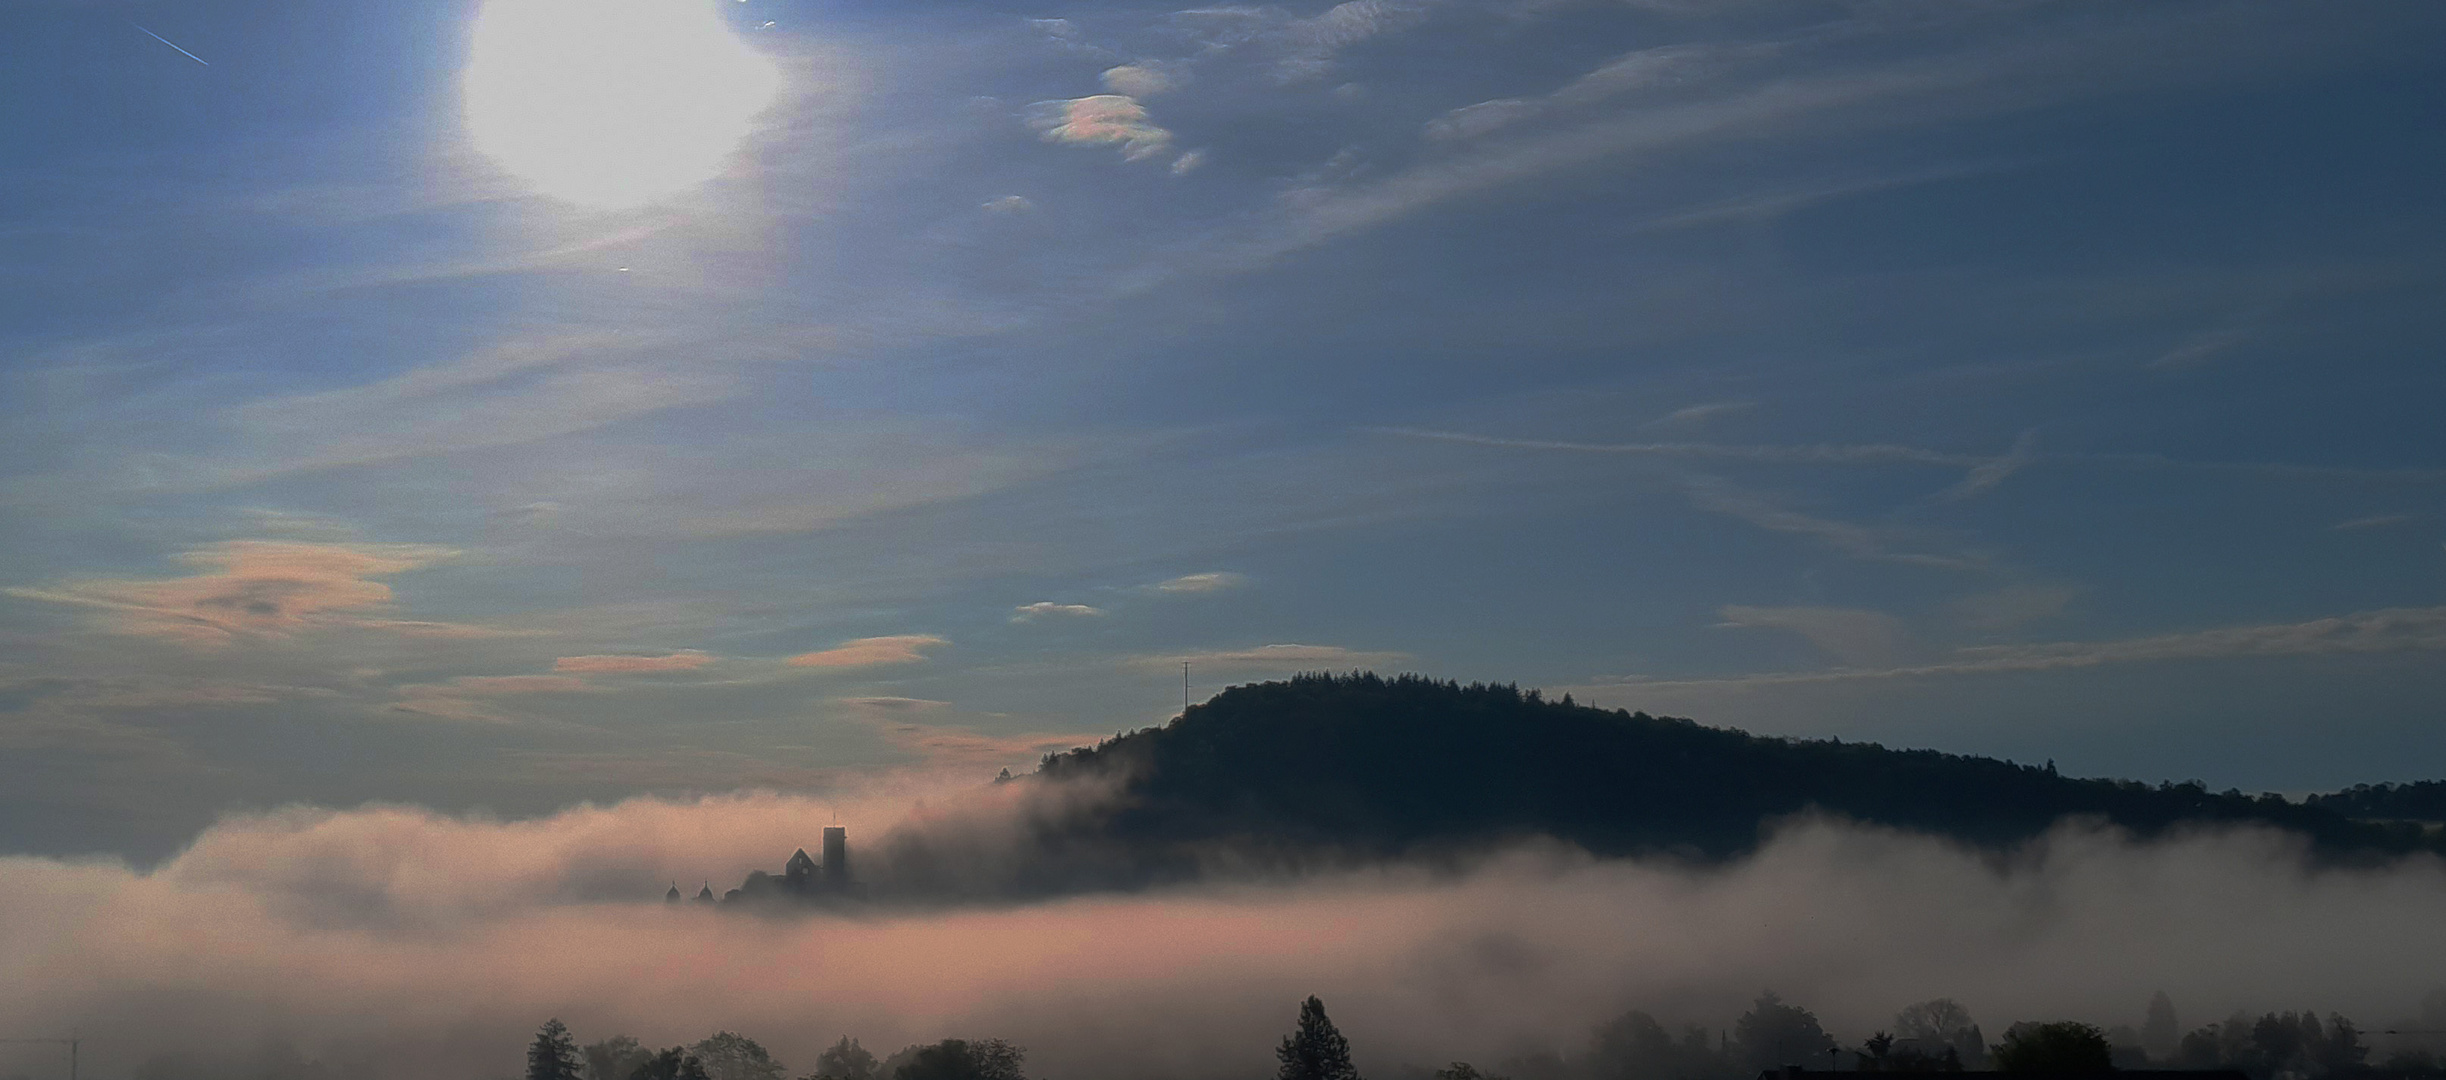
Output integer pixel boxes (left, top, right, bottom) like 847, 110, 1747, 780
3, 0, 2443, 858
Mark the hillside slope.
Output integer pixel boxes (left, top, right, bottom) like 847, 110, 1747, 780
1032, 673, 2438, 864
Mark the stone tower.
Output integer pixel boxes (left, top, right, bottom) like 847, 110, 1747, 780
822, 826, 848, 888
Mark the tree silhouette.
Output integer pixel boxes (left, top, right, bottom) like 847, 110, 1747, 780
587, 1037, 651, 1080
813, 1038, 879, 1080
1277, 997, 1361, 1080
530, 1021, 585, 1080
2142, 994, 2180, 1063
1583, 1009, 1730, 1080
632, 1049, 712, 1080
1736, 993, 1835, 1072
692, 1033, 784, 1080
1992, 1023, 2112, 1072
1894, 999, 1984, 1068
891, 1040, 1024, 1080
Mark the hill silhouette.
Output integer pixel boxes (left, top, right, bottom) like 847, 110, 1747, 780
1027, 672, 2441, 869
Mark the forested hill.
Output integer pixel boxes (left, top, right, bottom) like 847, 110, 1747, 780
1032, 673, 2441, 864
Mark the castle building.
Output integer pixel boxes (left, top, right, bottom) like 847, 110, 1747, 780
673, 829, 854, 905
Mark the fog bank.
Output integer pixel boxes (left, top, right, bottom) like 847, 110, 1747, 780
5, 784, 2446, 1080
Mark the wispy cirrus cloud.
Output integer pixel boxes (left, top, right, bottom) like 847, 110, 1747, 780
1717, 605, 1910, 667
1676, 475, 1985, 571
1941, 429, 2039, 500
1100, 63, 1181, 98
1273, 0, 1442, 82
1617, 605, 2446, 690
1946, 584, 2079, 631
391, 674, 597, 724
785, 635, 949, 669
838, 697, 1105, 769
1369, 426, 1988, 468
5, 541, 465, 647
552, 651, 717, 674
1643, 401, 1755, 431
204, 333, 739, 485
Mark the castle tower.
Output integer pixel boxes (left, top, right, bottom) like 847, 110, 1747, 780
694, 883, 716, 904
665, 882, 682, 904
822, 826, 848, 887
784, 848, 817, 893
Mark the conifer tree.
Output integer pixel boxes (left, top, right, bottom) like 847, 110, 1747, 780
1276, 997, 1360, 1080
529, 1020, 585, 1080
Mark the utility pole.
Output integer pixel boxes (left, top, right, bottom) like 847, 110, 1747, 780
1182, 660, 1190, 714
1, 1038, 77, 1080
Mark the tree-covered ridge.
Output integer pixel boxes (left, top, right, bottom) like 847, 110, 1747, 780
1035, 673, 2443, 863
2306, 782, 2446, 823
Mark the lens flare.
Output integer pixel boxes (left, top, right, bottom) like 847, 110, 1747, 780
462, 0, 783, 208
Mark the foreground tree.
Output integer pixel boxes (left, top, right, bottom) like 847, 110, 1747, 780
1584, 1010, 1731, 1080
1278, 997, 1361, 1080
892, 1039, 1026, 1080
1736, 993, 1836, 1072
693, 1033, 785, 1080
633, 1048, 713, 1080
1894, 999, 1984, 1068
2142, 993, 2181, 1062
530, 1021, 586, 1080
1992, 1023, 2112, 1073
811, 1038, 880, 1080
587, 1036, 652, 1080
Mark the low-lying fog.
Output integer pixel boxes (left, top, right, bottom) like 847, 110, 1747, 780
5, 774, 2444, 1080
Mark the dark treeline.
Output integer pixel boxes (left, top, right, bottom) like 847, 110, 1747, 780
1444, 990, 2446, 1080
522, 1022, 1022, 1080
2306, 784, 2446, 824
1007, 674, 2444, 883
508, 989, 2446, 1080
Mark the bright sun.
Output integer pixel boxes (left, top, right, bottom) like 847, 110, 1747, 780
463, 0, 783, 209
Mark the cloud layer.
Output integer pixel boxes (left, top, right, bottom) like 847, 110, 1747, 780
8, 791, 2446, 1080
786, 635, 951, 669
7, 541, 462, 646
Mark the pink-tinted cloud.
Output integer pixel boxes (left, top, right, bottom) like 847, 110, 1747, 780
423, 675, 595, 695
839, 698, 1104, 769
554, 651, 717, 674
4, 796, 2446, 1080
1027, 95, 1174, 160
6, 540, 461, 646
785, 635, 948, 669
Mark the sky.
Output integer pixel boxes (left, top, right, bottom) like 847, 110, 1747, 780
2, 0, 2445, 861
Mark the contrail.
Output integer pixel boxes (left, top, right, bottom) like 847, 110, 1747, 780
128, 21, 210, 65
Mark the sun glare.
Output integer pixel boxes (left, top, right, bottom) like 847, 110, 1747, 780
463, 0, 784, 209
